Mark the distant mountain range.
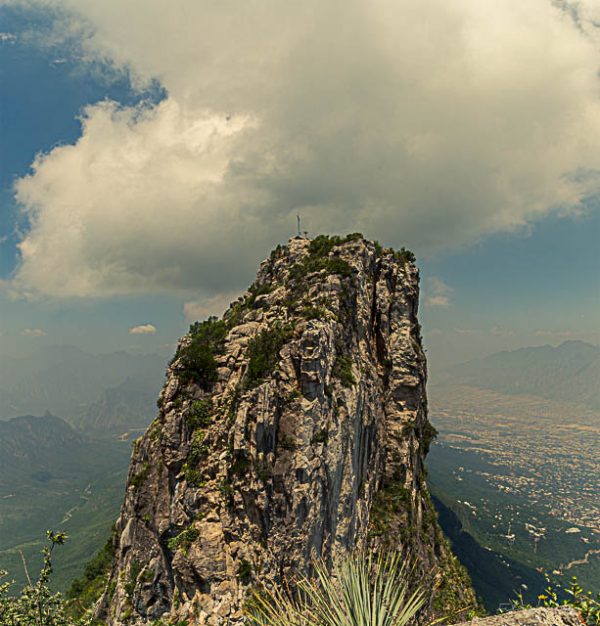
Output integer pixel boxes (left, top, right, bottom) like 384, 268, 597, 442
0, 346, 167, 434
438, 340, 600, 409
75, 376, 160, 435
0, 413, 132, 590
0, 413, 83, 485
0, 346, 168, 589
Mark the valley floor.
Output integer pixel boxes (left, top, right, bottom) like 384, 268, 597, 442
427, 384, 600, 610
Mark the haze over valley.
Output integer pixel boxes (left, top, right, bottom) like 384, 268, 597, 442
0, 338, 597, 611
427, 341, 600, 609
0, 347, 167, 590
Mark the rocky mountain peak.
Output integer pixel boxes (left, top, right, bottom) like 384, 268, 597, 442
99, 234, 477, 625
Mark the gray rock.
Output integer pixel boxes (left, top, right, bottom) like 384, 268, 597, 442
98, 235, 478, 625
453, 607, 583, 626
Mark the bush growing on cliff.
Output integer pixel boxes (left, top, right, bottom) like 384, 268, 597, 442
369, 483, 412, 537
246, 281, 273, 309
244, 323, 293, 389
167, 526, 200, 557
130, 461, 151, 489
287, 234, 358, 285
394, 247, 416, 264
300, 304, 328, 321
246, 552, 424, 626
333, 355, 356, 387
186, 399, 212, 430
308, 233, 363, 257
288, 255, 353, 282
173, 317, 228, 388
182, 430, 209, 486
66, 535, 114, 619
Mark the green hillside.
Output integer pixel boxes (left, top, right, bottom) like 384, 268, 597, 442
0, 415, 131, 591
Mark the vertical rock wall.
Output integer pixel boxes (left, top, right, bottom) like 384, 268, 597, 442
100, 235, 477, 625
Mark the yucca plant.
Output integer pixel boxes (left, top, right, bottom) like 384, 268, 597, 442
247, 552, 425, 626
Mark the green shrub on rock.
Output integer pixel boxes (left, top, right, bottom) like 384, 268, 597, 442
394, 247, 416, 264
244, 323, 293, 390
186, 399, 212, 430
131, 462, 151, 489
308, 233, 363, 257
167, 526, 199, 556
287, 234, 360, 285
237, 560, 253, 585
246, 282, 273, 309
511, 576, 599, 626
173, 317, 228, 389
333, 355, 356, 387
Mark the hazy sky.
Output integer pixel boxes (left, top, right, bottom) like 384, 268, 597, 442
0, 0, 599, 370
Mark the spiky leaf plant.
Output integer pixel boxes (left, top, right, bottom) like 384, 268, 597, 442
247, 552, 425, 626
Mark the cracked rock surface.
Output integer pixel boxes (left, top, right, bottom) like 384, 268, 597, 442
99, 236, 478, 625
453, 607, 583, 626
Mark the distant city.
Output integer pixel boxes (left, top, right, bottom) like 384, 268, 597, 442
428, 380, 599, 607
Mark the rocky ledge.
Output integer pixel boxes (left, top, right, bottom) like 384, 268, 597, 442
454, 607, 584, 626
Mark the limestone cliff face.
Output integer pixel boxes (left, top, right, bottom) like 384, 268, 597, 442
100, 235, 477, 625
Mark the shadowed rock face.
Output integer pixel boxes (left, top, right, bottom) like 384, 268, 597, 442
100, 236, 477, 625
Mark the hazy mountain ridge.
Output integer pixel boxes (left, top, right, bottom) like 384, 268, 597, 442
440, 340, 600, 409
0, 413, 84, 484
0, 349, 167, 592
0, 346, 166, 434
75, 376, 161, 435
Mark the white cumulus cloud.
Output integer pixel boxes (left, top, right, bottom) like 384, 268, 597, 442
21, 328, 46, 337
0, 32, 17, 43
425, 277, 454, 308
129, 323, 157, 335
8, 0, 600, 299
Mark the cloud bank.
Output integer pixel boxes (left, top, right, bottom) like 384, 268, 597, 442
10, 0, 600, 298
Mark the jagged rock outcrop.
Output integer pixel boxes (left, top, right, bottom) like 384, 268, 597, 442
99, 235, 477, 625
454, 607, 583, 626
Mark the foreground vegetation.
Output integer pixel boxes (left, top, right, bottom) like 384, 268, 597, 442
3, 532, 598, 626
511, 575, 599, 626
0, 532, 91, 626
246, 552, 425, 626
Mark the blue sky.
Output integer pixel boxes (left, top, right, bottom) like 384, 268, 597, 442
0, 7, 180, 357
0, 1, 598, 370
